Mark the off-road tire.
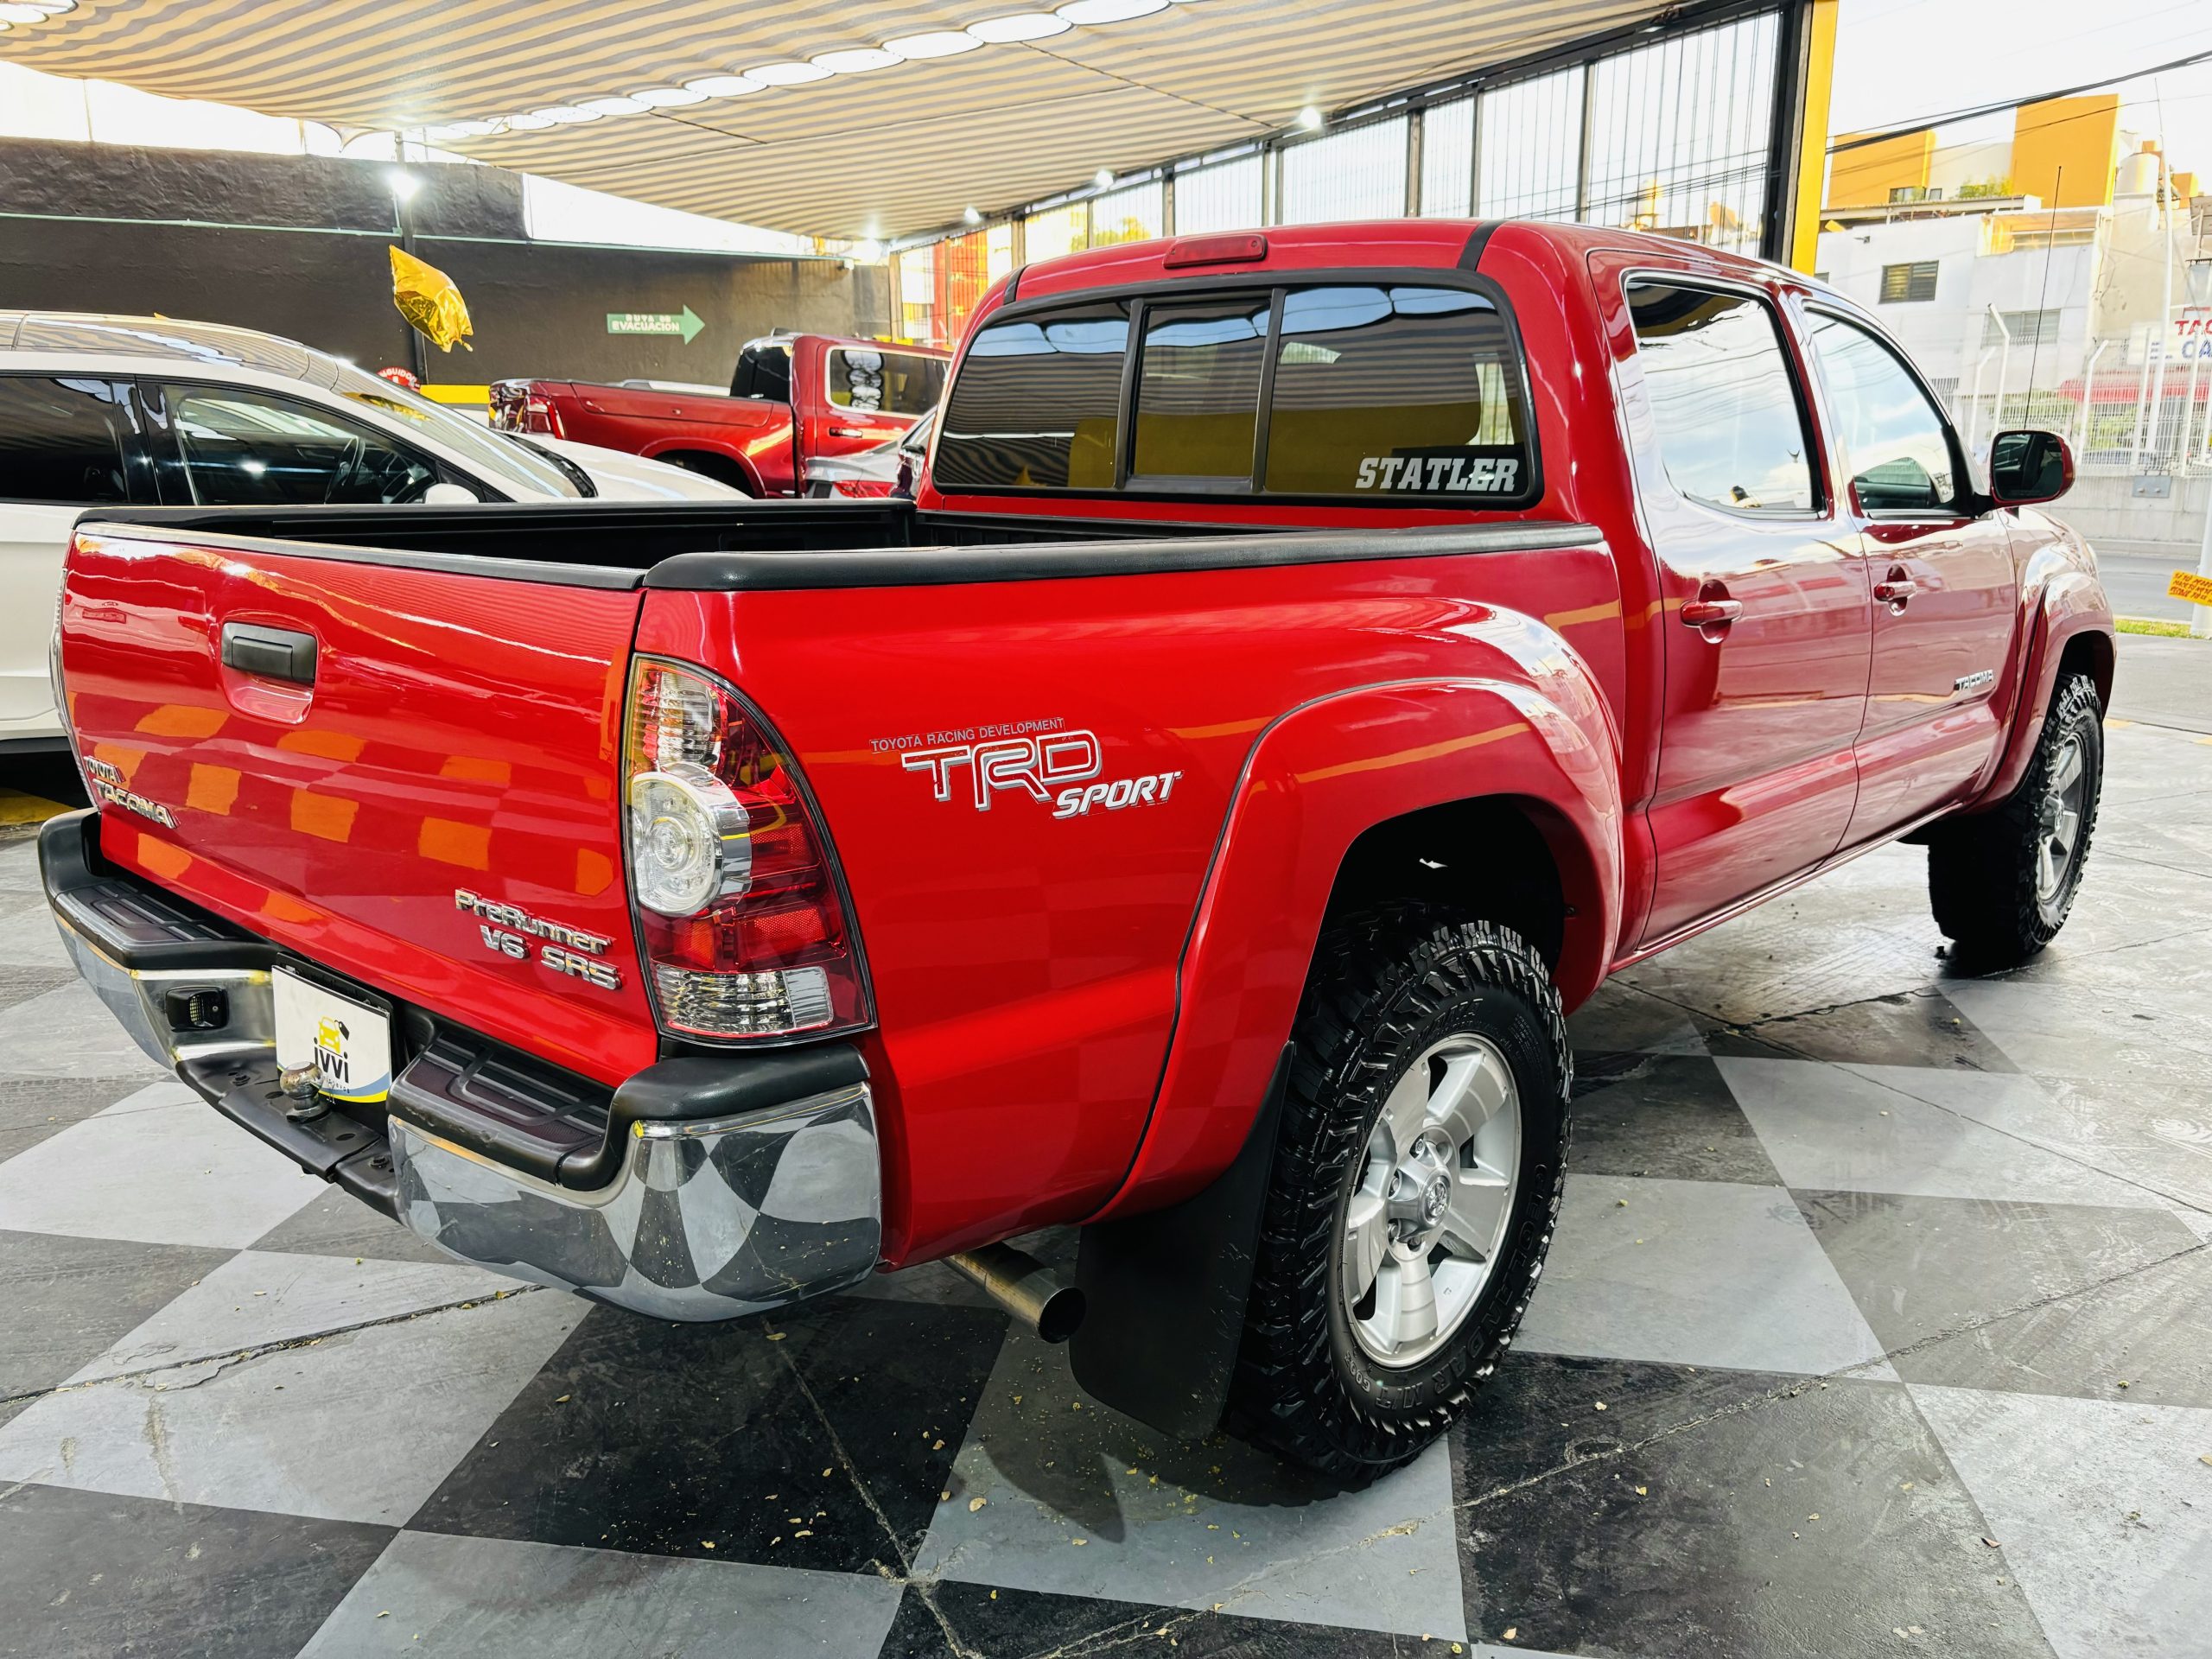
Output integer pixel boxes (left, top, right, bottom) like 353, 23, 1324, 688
1928, 670, 2104, 967
1226, 907, 1570, 1479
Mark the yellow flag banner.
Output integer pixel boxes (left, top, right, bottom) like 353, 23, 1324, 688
389, 245, 474, 353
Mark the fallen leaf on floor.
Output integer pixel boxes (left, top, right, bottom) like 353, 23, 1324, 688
1635, 1486, 1648, 1496
1502, 1628, 1517, 1642
969, 1497, 987, 1512
1982, 1536, 2000, 1548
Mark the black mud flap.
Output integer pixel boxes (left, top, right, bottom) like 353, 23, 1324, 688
1070, 1045, 1289, 1441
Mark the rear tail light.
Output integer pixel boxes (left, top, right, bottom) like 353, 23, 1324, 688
622, 658, 870, 1042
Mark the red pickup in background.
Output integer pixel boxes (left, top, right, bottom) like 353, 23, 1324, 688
490, 332, 947, 496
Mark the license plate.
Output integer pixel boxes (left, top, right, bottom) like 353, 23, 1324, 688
273, 968, 392, 1104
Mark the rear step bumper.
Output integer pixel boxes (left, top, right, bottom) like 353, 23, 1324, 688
41, 810, 882, 1321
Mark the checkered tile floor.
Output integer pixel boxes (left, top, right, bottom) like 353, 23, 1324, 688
3, 709, 2211, 1658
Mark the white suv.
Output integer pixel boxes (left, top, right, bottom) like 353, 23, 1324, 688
0, 311, 737, 749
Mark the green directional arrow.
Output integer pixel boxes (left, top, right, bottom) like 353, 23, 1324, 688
606, 305, 707, 345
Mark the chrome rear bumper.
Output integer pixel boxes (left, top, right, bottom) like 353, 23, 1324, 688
41, 809, 881, 1321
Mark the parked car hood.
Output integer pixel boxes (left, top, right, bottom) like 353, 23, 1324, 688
535, 435, 741, 500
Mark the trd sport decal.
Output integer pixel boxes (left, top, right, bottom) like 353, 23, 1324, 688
897, 728, 1181, 818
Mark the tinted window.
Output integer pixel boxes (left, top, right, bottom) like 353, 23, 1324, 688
1131, 296, 1269, 481
1625, 282, 1816, 513
160, 385, 437, 506
1264, 285, 1529, 499
0, 376, 136, 504
934, 302, 1130, 491
1879, 261, 1939, 304
1807, 315, 1959, 512
732, 344, 792, 403
829, 349, 945, 416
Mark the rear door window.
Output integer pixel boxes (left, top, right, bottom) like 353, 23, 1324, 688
829, 348, 946, 416
934, 301, 1132, 491
155, 384, 440, 506
1624, 280, 1817, 514
1130, 296, 1271, 484
0, 376, 141, 504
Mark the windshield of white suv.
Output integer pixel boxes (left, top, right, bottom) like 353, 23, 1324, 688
328, 363, 582, 499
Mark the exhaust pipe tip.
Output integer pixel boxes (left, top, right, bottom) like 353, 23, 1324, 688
948, 1242, 1086, 1344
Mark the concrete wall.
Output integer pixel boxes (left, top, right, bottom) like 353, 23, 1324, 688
2051, 473, 2211, 549
0, 138, 891, 385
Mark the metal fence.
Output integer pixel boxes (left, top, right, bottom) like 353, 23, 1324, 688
889, 1, 1800, 346
1951, 349, 2212, 476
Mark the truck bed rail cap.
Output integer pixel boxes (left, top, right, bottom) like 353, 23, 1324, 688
643, 521, 1603, 593
71, 518, 647, 590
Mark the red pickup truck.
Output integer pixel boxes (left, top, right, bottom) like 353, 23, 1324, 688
489, 333, 948, 497
45, 220, 2112, 1477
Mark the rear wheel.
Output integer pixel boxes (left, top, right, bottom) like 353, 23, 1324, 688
1228, 908, 1569, 1478
1928, 670, 2103, 966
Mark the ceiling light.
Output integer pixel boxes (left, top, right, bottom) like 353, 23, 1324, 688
580, 95, 648, 116
29, 0, 74, 12
966, 12, 1071, 43
747, 60, 834, 86
1094, 168, 1115, 188
449, 118, 505, 136
886, 29, 982, 58
0, 4, 49, 21
386, 168, 422, 201
532, 105, 601, 124
811, 47, 903, 73
1057, 0, 1169, 22
963, 206, 983, 225
854, 239, 884, 263
632, 85, 709, 106
684, 74, 763, 98
503, 111, 559, 130
1295, 105, 1323, 130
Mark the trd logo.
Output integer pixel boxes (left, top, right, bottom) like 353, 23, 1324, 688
902, 729, 1103, 811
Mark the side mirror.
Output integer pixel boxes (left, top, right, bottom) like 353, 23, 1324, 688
422, 481, 481, 505
1988, 429, 2073, 507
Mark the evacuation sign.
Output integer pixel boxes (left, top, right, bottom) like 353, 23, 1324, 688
2170, 570, 2212, 608
606, 306, 705, 344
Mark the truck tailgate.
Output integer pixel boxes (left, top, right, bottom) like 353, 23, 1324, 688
58, 527, 657, 1085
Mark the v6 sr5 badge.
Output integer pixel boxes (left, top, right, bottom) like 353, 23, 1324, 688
899, 728, 1182, 820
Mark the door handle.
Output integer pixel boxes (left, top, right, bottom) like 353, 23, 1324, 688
827, 425, 869, 439
1680, 599, 1744, 629
1874, 568, 1917, 608
221, 621, 317, 684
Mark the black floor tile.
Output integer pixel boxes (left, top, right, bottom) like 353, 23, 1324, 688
1567, 979, 1702, 1054
0, 1077, 151, 1163
1707, 988, 2016, 1071
250, 1185, 453, 1265
1450, 1353, 2054, 1658
0, 1481, 391, 1659
410, 1294, 1006, 1575
1567, 1053, 1783, 1184
0, 1228, 232, 1404
884, 1580, 1421, 1659
1796, 1189, 2212, 1400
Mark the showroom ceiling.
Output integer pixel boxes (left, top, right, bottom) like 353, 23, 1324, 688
0, 0, 1679, 240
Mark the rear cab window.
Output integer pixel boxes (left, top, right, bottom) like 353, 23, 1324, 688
935, 279, 1535, 505
828, 348, 946, 416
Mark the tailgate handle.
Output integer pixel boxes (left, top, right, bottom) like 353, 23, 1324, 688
221, 622, 318, 684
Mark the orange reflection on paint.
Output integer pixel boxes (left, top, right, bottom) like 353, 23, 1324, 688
277, 729, 366, 763
187, 764, 240, 817
575, 848, 614, 896
136, 705, 228, 740
440, 754, 512, 785
418, 817, 491, 869
289, 790, 358, 842
137, 833, 190, 880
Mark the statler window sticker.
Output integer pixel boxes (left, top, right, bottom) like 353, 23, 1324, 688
1355, 452, 1522, 493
